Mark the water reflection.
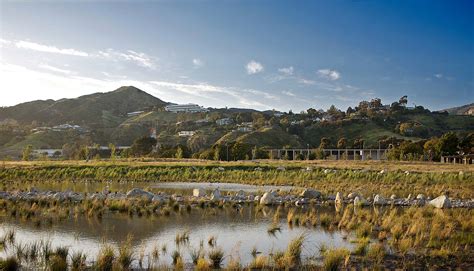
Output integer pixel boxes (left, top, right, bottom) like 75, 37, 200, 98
0, 205, 353, 266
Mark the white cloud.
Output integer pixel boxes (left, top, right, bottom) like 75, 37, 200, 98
246, 60, 264, 74
98, 49, 155, 69
38, 64, 74, 75
192, 58, 204, 68
15, 40, 89, 57
317, 69, 341, 81
297, 78, 316, 85
434, 73, 443, 78
282, 90, 295, 97
278, 66, 294, 76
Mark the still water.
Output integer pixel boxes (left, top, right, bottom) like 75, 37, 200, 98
0, 205, 352, 267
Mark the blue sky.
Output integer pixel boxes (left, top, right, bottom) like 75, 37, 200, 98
0, 0, 472, 112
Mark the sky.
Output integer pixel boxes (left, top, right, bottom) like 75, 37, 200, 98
0, 0, 473, 112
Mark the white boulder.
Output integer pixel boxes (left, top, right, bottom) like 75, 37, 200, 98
211, 189, 221, 201
335, 192, 343, 204
300, 189, 321, 199
373, 194, 387, 205
259, 192, 275, 205
193, 188, 206, 197
126, 188, 154, 200
429, 195, 452, 209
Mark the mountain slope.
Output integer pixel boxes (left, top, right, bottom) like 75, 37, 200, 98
0, 86, 167, 126
440, 103, 474, 115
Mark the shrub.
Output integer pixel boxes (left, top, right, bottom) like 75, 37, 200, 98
323, 248, 350, 271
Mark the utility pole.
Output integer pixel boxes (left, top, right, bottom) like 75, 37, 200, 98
226, 143, 229, 161
307, 144, 310, 160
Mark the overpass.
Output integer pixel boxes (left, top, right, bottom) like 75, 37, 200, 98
267, 148, 389, 160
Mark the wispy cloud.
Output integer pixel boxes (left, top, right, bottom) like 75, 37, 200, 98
246, 60, 264, 74
98, 49, 155, 69
278, 66, 294, 76
282, 90, 295, 97
434, 73, 443, 78
15, 40, 89, 57
38, 64, 74, 75
317, 69, 341, 81
192, 58, 204, 68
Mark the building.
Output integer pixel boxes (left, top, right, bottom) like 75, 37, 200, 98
32, 149, 63, 158
216, 118, 233, 126
237, 127, 252, 132
164, 104, 208, 113
127, 111, 144, 117
178, 131, 196, 137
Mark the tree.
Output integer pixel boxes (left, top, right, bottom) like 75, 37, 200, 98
398, 95, 408, 107
131, 136, 157, 157
319, 137, 331, 149
353, 138, 364, 149
175, 146, 183, 159
369, 98, 382, 109
108, 143, 116, 160
424, 137, 441, 161
307, 108, 317, 117
337, 138, 346, 149
22, 145, 33, 161
459, 133, 474, 154
438, 132, 459, 155
346, 107, 355, 116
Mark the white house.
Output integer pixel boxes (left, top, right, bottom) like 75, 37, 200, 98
216, 118, 233, 126
165, 104, 208, 113
178, 131, 196, 137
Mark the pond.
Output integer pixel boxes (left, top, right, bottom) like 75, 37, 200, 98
0, 204, 353, 268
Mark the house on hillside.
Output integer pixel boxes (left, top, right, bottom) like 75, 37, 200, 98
216, 118, 233, 126
178, 131, 196, 137
165, 104, 208, 113
127, 111, 144, 117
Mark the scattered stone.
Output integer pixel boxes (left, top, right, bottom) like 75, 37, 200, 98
354, 196, 368, 206
390, 194, 397, 200
254, 167, 263, 171
276, 166, 286, 171
126, 188, 154, 200
373, 194, 387, 205
416, 194, 426, 200
211, 189, 221, 201
295, 198, 308, 206
259, 192, 275, 205
235, 190, 246, 198
300, 189, 321, 199
429, 195, 452, 209
193, 188, 206, 197
335, 192, 343, 204
347, 192, 361, 199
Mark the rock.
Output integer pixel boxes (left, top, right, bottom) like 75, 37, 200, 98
416, 194, 426, 200
193, 188, 206, 197
259, 192, 275, 205
335, 192, 343, 204
295, 198, 308, 206
323, 169, 331, 174
347, 192, 361, 199
211, 189, 221, 201
152, 195, 165, 202
254, 167, 263, 171
429, 195, 452, 209
406, 194, 412, 200
354, 196, 368, 206
276, 166, 286, 171
235, 190, 246, 198
373, 194, 387, 205
215, 167, 225, 172
126, 188, 154, 200
390, 194, 397, 200
247, 195, 255, 201
254, 195, 260, 202
305, 167, 313, 171
404, 171, 410, 175
379, 169, 386, 174
300, 189, 321, 199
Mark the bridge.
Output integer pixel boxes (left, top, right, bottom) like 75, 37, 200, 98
267, 148, 389, 160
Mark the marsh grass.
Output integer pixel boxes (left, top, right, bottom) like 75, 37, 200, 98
323, 248, 350, 271
70, 251, 86, 271
96, 244, 115, 271
208, 247, 225, 268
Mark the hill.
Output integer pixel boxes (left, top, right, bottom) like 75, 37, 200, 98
440, 103, 474, 115
0, 86, 167, 126
0, 86, 473, 159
